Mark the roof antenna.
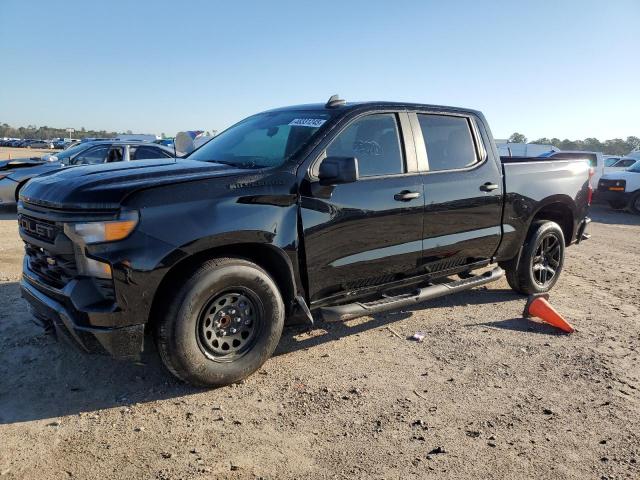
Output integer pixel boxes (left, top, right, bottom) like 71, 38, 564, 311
325, 94, 346, 108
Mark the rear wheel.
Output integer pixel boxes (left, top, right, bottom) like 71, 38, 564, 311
608, 199, 627, 210
155, 257, 284, 387
504, 221, 565, 295
630, 192, 640, 215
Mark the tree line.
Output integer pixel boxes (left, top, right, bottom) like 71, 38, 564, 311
3, 121, 639, 157
507, 132, 640, 156
0, 123, 118, 141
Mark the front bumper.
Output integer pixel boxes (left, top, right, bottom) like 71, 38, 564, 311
0, 177, 18, 206
21, 263, 144, 358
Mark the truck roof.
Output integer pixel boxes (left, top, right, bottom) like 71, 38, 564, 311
264, 101, 482, 117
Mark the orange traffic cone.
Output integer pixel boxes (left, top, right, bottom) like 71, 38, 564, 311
523, 293, 574, 333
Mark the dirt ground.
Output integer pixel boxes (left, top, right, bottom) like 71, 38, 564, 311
0, 147, 56, 161
0, 200, 638, 479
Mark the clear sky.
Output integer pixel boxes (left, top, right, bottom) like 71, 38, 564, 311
1, 0, 638, 140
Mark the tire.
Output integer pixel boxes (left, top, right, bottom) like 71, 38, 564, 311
504, 221, 565, 295
630, 192, 640, 215
608, 200, 627, 210
155, 257, 285, 387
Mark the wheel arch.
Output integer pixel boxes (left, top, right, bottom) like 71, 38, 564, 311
528, 197, 575, 244
15, 178, 31, 201
147, 242, 298, 330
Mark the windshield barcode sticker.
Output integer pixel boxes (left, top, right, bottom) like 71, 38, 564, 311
289, 118, 326, 128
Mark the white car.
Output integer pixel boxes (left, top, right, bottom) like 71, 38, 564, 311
540, 151, 604, 188
604, 155, 621, 167
605, 157, 637, 173
597, 160, 640, 212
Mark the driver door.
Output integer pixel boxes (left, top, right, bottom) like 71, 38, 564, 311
300, 112, 425, 303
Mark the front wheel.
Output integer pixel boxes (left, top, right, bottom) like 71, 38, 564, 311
155, 257, 285, 387
504, 221, 565, 295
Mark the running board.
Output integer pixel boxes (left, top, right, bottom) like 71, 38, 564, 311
317, 267, 505, 322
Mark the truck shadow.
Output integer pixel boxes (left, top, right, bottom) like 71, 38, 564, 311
0, 205, 18, 220
274, 287, 542, 355
467, 318, 568, 335
0, 283, 536, 425
588, 204, 640, 226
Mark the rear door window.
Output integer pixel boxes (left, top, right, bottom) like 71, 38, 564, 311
132, 146, 173, 160
417, 114, 478, 171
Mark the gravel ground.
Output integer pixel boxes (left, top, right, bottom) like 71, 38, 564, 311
0, 204, 638, 479
0, 147, 56, 160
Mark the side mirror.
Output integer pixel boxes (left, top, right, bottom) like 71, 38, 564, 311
318, 156, 359, 186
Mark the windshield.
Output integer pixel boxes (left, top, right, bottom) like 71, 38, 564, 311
188, 110, 333, 168
628, 161, 640, 173
53, 142, 93, 162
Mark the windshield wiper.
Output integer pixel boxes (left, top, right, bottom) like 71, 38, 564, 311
202, 159, 264, 169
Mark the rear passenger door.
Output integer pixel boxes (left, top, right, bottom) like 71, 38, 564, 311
410, 112, 503, 271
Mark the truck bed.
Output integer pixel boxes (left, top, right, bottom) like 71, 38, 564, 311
497, 157, 591, 261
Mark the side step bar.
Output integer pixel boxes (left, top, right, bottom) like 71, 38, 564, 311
318, 267, 505, 323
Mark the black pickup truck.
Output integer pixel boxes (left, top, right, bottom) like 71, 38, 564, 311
17, 97, 591, 386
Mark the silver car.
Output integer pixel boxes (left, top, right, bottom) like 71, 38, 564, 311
0, 141, 176, 206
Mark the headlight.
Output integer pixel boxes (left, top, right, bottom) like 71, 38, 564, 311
64, 210, 139, 244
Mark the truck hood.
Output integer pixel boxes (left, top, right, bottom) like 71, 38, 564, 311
0, 157, 46, 171
20, 158, 245, 210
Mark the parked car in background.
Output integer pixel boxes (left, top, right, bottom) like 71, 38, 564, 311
51, 138, 80, 149
154, 138, 175, 148
79, 137, 113, 143
496, 142, 558, 157
115, 134, 159, 142
598, 160, 640, 212
0, 141, 176, 207
606, 157, 638, 173
539, 150, 604, 187
604, 155, 621, 167
25, 140, 54, 149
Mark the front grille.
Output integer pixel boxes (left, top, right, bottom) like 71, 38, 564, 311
25, 243, 78, 289
18, 215, 59, 243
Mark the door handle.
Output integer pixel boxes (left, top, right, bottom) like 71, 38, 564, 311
394, 190, 421, 202
479, 182, 499, 192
